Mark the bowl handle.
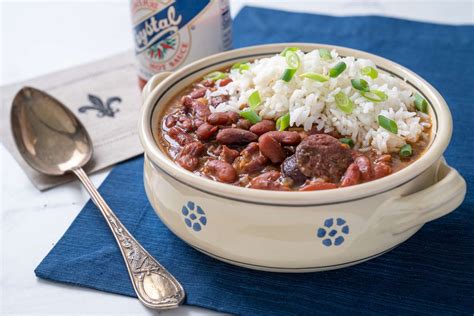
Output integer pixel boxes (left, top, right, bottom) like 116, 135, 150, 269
381, 159, 466, 235
141, 72, 172, 102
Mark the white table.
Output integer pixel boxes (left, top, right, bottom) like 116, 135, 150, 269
1, 1, 472, 315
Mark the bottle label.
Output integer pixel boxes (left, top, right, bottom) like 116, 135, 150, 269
131, 0, 212, 80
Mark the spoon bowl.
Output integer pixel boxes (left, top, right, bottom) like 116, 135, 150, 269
11, 87, 92, 175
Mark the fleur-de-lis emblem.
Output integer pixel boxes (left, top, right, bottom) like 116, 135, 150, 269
78, 94, 121, 118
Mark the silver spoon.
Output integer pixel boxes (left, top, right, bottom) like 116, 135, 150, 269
11, 86, 185, 309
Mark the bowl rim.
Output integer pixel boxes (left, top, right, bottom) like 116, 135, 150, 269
139, 43, 452, 206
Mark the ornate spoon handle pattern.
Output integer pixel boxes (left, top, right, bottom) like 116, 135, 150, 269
72, 167, 185, 309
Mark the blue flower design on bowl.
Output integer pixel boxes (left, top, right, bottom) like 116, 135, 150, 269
317, 218, 349, 247
181, 201, 207, 232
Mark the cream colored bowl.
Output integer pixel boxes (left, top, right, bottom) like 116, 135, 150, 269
138, 43, 466, 272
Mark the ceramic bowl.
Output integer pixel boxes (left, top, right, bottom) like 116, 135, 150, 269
138, 43, 466, 272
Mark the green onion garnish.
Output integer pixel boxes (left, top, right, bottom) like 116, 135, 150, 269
361, 90, 388, 102
248, 90, 261, 109
351, 79, 370, 92
378, 115, 398, 134
240, 109, 261, 124
300, 72, 329, 82
334, 91, 354, 114
360, 66, 378, 79
399, 144, 413, 158
329, 62, 347, 78
204, 71, 227, 81
232, 62, 250, 73
340, 137, 354, 148
280, 47, 299, 56
285, 51, 300, 69
281, 68, 297, 82
276, 113, 290, 131
414, 93, 428, 113
319, 48, 332, 60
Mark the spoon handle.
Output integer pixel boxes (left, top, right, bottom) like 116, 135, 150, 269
71, 167, 185, 309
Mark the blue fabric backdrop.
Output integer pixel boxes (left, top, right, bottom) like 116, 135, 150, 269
35, 7, 474, 315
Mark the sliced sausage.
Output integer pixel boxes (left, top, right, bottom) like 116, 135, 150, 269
295, 134, 353, 182
216, 128, 258, 145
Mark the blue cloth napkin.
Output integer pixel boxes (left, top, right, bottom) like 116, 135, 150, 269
35, 7, 474, 315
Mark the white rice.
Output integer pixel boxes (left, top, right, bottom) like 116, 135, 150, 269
206, 49, 429, 153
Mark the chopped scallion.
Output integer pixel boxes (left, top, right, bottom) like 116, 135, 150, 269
351, 79, 370, 92
285, 51, 300, 69
248, 90, 261, 109
319, 48, 332, 60
240, 109, 261, 124
280, 47, 299, 56
340, 138, 354, 148
276, 113, 290, 131
360, 66, 378, 79
204, 71, 227, 81
414, 93, 428, 113
300, 72, 329, 82
378, 115, 398, 134
334, 91, 354, 114
232, 62, 250, 73
281, 68, 297, 82
361, 90, 388, 102
400, 144, 413, 158
329, 62, 347, 78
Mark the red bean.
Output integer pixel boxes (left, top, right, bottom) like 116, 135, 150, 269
207, 112, 239, 125
233, 142, 269, 174
236, 118, 251, 130
164, 115, 177, 128
201, 79, 215, 87
263, 131, 301, 145
376, 154, 392, 163
250, 171, 290, 191
196, 123, 218, 140
340, 163, 361, 187
176, 142, 206, 171
219, 78, 233, 86
249, 120, 276, 136
355, 155, 372, 181
206, 160, 237, 183
193, 119, 204, 128
219, 145, 239, 164
168, 127, 193, 146
193, 99, 211, 118
210, 95, 230, 107
190, 88, 207, 99
373, 162, 392, 179
299, 182, 338, 191
180, 95, 193, 108
259, 133, 286, 164
216, 128, 258, 144
180, 118, 194, 132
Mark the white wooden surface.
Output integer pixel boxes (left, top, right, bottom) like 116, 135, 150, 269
1, 1, 472, 315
